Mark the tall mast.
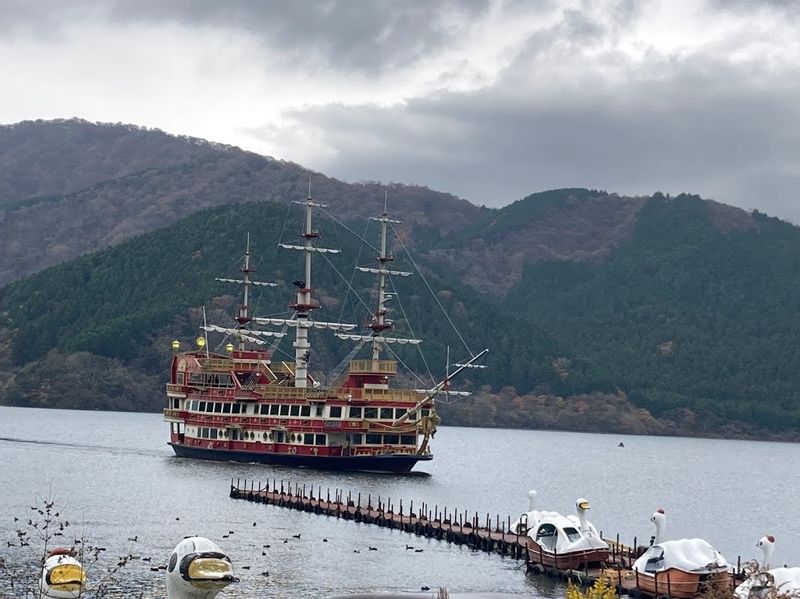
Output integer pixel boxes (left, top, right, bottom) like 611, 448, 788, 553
213, 234, 278, 350
238, 234, 253, 350
292, 195, 319, 388
336, 196, 418, 359
369, 197, 402, 361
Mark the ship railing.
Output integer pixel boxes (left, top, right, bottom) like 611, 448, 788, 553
163, 408, 183, 420
349, 388, 428, 402
197, 357, 233, 370
251, 385, 310, 399
166, 384, 186, 395
348, 359, 397, 375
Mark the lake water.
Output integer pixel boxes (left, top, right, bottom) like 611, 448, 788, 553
1, 406, 798, 598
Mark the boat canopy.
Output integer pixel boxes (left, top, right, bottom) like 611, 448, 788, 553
633, 539, 730, 574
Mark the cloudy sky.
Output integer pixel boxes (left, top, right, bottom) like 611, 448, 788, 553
1, 0, 799, 220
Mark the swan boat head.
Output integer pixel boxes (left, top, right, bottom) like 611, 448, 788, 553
736, 535, 800, 599
39, 548, 86, 599
166, 537, 237, 599
510, 489, 540, 534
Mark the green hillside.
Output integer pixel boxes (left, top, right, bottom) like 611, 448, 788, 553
0, 200, 578, 412
503, 193, 800, 431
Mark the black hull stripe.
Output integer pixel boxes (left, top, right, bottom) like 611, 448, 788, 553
168, 443, 432, 474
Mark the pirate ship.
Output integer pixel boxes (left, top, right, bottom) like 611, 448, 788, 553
164, 195, 486, 473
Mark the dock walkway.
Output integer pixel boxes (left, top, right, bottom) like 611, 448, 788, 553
229, 478, 648, 589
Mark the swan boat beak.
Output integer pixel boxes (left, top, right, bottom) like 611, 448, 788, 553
46, 563, 87, 594
180, 551, 238, 590
578, 500, 591, 510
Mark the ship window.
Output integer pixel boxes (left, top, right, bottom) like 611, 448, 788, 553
263, 432, 268, 440
230, 404, 239, 414
349, 407, 362, 418
300, 406, 311, 417
329, 406, 342, 418
304, 433, 314, 445
280, 405, 290, 416
290, 405, 300, 416
383, 434, 399, 445
394, 408, 407, 419
199, 401, 206, 412
209, 429, 218, 440
315, 434, 326, 446
401, 435, 416, 445
189, 373, 203, 384
313, 405, 323, 416
289, 433, 296, 442
259, 405, 268, 415
214, 403, 222, 413
380, 408, 393, 419
222, 403, 231, 414
351, 434, 363, 445
270, 405, 279, 416
364, 407, 378, 419
420, 409, 429, 417
365, 434, 381, 444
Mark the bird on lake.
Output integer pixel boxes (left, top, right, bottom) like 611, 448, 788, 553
292, 533, 301, 539
368, 547, 378, 551
405, 544, 414, 550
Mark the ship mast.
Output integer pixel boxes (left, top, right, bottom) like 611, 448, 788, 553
292, 196, 320, 388
369, 197, 404, 362
335, 199, 418, 362
210, 233, 280, 350
253, 194, 358, 388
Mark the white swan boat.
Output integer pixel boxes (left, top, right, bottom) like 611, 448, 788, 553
511, 491, 610, 569
166, 537, 237, 599
735, 536, 800, 599
631, 509, 732, 599
39, 548, 86, 599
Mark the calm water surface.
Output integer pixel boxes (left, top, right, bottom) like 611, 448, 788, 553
1, 406, 798, 598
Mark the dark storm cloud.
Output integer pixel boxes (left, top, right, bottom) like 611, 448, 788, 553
0, 0, 492, 72
262, 49, 800, 220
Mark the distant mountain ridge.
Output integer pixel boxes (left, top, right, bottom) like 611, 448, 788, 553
2, 118, 799, 440
0, 119, 482, 286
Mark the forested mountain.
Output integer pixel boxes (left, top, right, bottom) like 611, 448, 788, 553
0, 201, 589, 412
2, 119, 800, 439
0, 119, 483, 286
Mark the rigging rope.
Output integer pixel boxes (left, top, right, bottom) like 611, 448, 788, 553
389, 221, 474, 357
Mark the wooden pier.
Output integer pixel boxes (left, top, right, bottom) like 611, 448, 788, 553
229, 478, 660, 592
